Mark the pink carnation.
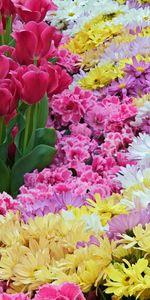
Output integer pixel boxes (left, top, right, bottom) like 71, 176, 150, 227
34, 283, 85, 300
0, 192, 19, 215
50, 87, 96, 126
57, 49, 81, 73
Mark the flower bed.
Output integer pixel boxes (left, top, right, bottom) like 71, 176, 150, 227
0, 0, 150, 299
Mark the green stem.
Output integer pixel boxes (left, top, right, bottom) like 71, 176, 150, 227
23, 103, 38, 154
5, 16, 12, 45
23, 105, 32, 153
0, 117, 5, 144
32, 103, 38, 131
1, 32, 5, 45
98, 289, 107, 300
33, 58, 38, 65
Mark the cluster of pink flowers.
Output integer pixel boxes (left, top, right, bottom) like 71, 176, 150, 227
15, 89, 138, 216
0, 283, 85, 300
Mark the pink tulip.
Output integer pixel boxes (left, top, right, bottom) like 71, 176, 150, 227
12, 21, 62, 64
12, 0, 57, 23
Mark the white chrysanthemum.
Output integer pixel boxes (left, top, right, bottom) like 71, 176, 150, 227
128, 133, 150, 161
134, 101, 150, 126
117, 164, 150, 188
46, 0, 121, 35
82, 214, 108, 232
121, 187, 150, 210
45, 2, 83, 30
61, 210, 75, 221
109, 7, 150, 28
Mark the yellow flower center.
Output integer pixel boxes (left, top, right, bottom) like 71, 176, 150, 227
119, 83, 126, 88
136, 67, 145, 72
68, 12, 75, 17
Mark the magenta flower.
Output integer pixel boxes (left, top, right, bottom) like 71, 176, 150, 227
109, 75, 136, 96
123, 57, 150, 77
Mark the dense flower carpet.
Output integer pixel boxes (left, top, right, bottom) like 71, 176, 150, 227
0, 0, 150, 299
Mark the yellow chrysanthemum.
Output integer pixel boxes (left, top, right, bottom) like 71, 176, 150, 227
0, 244, 26, 280
112, 245, 133, 260
115, 0, 126, 4
119, 224, 150, 253
79, 46, 104, 70
11, 238, 52, 291
65, 10, 123, 54
140, 26, 150, 37
86, 193, 127, 225
79, 64, 117, 90
0, 212, 102, 293
51, 236, 114, 292
0, 212, 23, 246
105, 258, 150, 299
22, 213, 59, 240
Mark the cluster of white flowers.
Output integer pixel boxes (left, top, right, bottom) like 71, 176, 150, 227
61, 209, 107, 232
45, 0, 121, 35
105, 6, 150, 28
134, 100, 150, 126
45, 0, 150, 36
117, 132, 150, 210
128, 133, 150, 160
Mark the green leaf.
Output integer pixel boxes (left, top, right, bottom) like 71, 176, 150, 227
0, 142, 8, 162
25, 127, 56, 157
10, 144, 56, 197
48, 57, 58, 64
34, 128, 56, 148
0, 118, 7, 162
0, 158, 10, 193
5, 16, 13, 45
14, 111, 26, 160
37, 95, 49, 128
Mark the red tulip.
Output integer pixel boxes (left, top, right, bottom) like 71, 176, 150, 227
0, 20, 3, 34
41, 62, 72, 97
12, 21, 62, 65
0, 0, 15, 16
52, 65, 73, 95
0, 55, 10, 79
12, 65, 49, 104
0, 78, 18, 116
0, 45, 16, 59
8, 125, 17, 160
12, 0, 57, 22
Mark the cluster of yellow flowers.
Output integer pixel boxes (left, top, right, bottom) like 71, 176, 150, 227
65, 12, 123, 54
64, 6, 150, 90
1, 186, 150, 299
